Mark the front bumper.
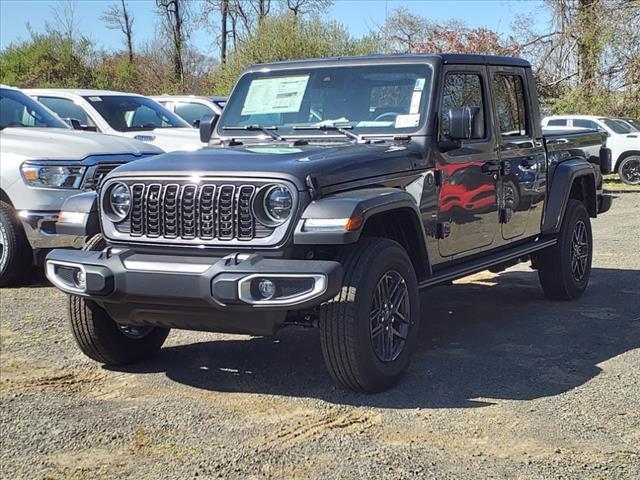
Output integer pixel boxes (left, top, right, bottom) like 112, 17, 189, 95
45, 248, 343, 335
18, 210, 85, 250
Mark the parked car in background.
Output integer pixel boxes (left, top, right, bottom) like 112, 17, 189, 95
25, 89, 206, 152
615, 118, 639, 132
622, 118, 640, 130
151, 95, 227, 126
0, 85, 162, 286
542, 114, 640, 184
45, 54, 611, 392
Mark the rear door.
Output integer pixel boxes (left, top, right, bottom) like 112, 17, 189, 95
435, 66, 500, 258
489, 67, 546, 241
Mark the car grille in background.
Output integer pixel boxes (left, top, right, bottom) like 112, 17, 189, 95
83, 164, 121, 191
120, 182, 272, 242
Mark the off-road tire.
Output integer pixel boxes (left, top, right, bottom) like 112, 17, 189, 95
319, 237, 420, 392
68, 234, 170, 365
537, 200, 592, 300
618, 155, 640, 185
0, 201, 31, 287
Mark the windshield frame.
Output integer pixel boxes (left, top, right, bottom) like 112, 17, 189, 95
83, 94, 190, 132
0, 88, 70, 130
215, 61, 435, 141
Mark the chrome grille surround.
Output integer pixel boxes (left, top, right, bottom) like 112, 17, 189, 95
100, 177, 298, 248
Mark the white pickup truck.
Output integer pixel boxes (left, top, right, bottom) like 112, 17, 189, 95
25, 89, 206, 153
542, 114, 640, 184
0, 85, 162, 286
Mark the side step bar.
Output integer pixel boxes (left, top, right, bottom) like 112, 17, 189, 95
419, 237, 557, 289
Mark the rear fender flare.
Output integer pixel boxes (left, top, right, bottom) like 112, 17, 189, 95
542, 159, 597, 234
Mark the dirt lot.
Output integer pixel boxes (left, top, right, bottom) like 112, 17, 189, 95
1, 193, 639, 480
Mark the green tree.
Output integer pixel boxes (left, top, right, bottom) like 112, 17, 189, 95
0, 31, 95, 88
206, 14, 381, 94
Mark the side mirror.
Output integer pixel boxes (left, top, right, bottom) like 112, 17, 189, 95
199, 114, 219, 143
192, 119, 201, 128
64, 118, 82, 130
447, 106, 482, 140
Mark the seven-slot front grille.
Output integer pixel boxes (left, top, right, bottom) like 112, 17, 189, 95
122, 182, 264, 242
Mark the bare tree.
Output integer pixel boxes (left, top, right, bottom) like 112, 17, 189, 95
283, 0, 332, 16
381, 6, 430, 53
101, 0, 135, 62
156, 0, 193, 87
48, 0, 79, 42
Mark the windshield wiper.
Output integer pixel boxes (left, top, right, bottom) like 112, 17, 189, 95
292, 124, 365, 143
222, 124, 284, 141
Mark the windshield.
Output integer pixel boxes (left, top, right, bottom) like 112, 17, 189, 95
601, 118, 635, 134
218, 64, 433, 138
613, 118, 639, 132
83, 95, 190, 132
0, 88, 69, 130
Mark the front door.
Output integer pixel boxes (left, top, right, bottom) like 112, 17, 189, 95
436, 67, 500, 258
489, 67, 546, 240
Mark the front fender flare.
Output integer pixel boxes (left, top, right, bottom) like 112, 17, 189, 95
294, 187, 427, 245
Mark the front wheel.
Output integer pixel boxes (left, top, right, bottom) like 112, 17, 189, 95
537, 199, 593, 300
319, 238, 420, 392
0, 201, 31, 287
68, 234, 170, 365
618, 155, 640, 185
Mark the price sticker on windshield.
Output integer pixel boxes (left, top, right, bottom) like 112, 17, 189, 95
241, 75, 310, 115
395, 114, 420, 128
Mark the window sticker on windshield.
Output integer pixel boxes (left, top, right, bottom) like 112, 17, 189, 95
410, 91, 422, 114
395, 114, 420, 128
414, 78, 425, 91
88, 96, 102, 102
241, 75, 309, 115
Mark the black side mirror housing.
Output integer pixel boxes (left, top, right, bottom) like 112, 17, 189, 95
447, 106, 483, 140
199, 114, 219, 143
65, 118, 82, 130
192, 119, 201, 128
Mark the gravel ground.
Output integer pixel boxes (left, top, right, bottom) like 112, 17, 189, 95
1, 193, 639, 480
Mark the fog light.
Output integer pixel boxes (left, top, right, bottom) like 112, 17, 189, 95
74, 269, 86, 290
258, 279, 276, 300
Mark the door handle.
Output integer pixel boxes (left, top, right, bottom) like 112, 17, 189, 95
481, 161, 501, 175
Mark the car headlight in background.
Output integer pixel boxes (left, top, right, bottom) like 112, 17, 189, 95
106, 182, 131, 221
21, 163, 86, 189
261, 184, 293, 224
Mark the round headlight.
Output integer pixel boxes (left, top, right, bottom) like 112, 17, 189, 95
263, 185, 293, 224
108, 182, 131, 221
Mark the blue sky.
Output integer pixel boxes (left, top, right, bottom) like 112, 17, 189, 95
1, 0, 549, 57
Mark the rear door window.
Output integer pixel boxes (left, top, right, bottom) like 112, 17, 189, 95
573, 119, 600, 130
547, 119, 567, 127
492, 74, 529, 136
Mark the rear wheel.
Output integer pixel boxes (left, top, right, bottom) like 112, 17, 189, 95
537, 200, 592, 300
618, 155, 640, 185
319, 238, 420, 392
68, 234, 170, 365
0, 201, 31, 287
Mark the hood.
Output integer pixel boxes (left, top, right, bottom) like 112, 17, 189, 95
0, 127, 163, 160
122, 127, 205, 152
108, 141, 423, 190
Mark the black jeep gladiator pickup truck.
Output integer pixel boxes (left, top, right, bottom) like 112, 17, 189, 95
46, 54, 612, 392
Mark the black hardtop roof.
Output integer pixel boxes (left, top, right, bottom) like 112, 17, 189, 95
247, 53, 531, 71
